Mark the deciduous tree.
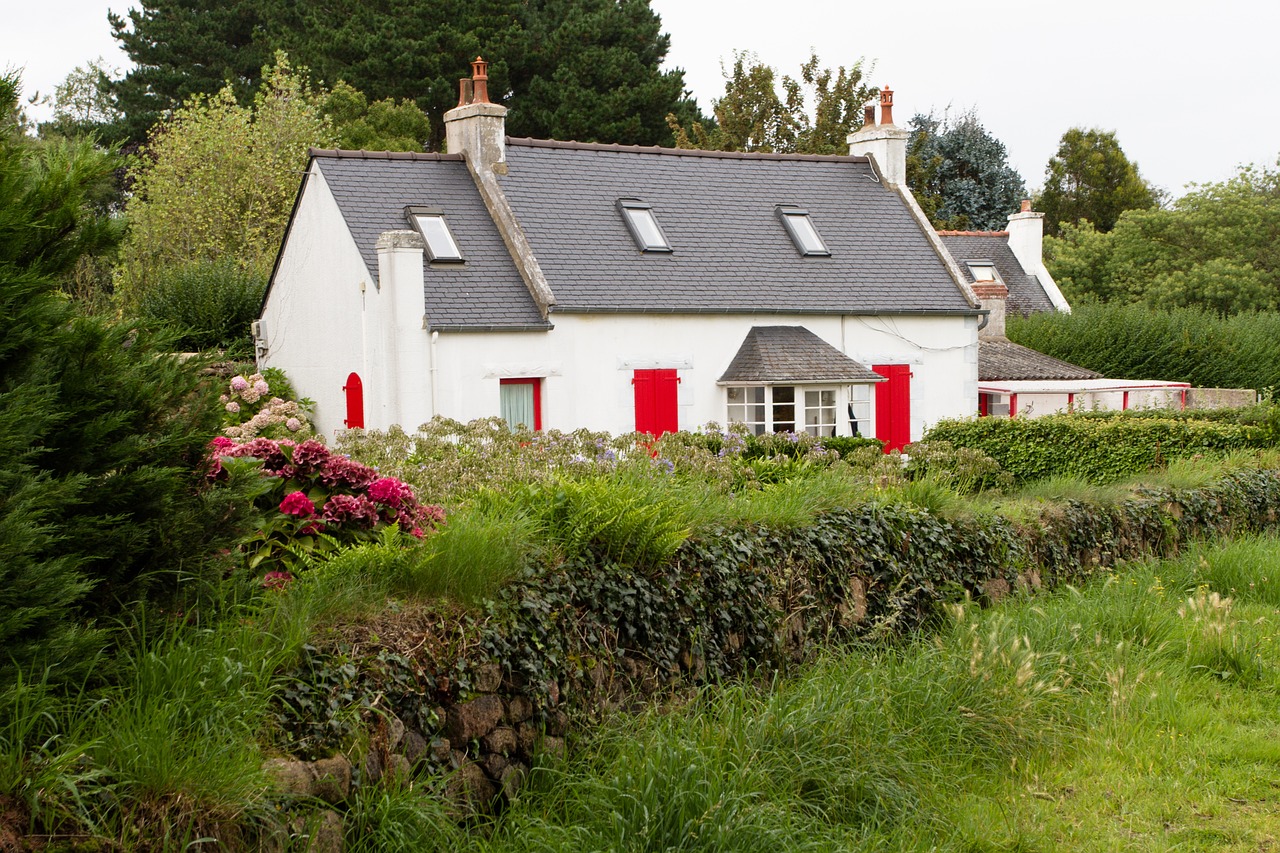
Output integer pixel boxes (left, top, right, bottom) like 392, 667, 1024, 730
1036, 127, 1160, 235
667, 51, 874, 155
115, 54, 334, 306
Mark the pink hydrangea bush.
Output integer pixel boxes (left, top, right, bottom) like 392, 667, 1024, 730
208, 436, 444, 580
219, 371, 315, 440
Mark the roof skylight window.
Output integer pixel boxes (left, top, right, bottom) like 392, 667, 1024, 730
776, 206, 831, 256
618, 199, 672, 253
405, 206, 464, 263
966, 261, 998, 282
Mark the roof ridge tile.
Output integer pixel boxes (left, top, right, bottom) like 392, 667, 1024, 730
507, 136, 869, 164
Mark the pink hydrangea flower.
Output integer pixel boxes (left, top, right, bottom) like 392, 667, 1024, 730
262, 571, 293, 590
209, 436, 236, 453
253, 379, 270, 396
225, 401, 241, 414
230, 376, 249, 392
319, 456, 378, 490
286, 417, 302, 432
321, 493, 380, 527
291, 439, 330, 474
368, 477, 414, 508
279, 491, 316, 517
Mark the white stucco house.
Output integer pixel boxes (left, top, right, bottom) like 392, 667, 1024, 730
257, 60, 990, 451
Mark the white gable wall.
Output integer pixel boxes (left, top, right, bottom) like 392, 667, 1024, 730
259, 165, 379, 435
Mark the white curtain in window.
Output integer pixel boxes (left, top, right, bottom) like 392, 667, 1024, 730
501, 382, 535, 429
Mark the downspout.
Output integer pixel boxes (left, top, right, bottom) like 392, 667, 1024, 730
430, 330, 439, 418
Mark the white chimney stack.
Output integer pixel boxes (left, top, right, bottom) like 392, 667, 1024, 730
1006, 199, 1072, 312
847, 87, 908, 186
444, 57, 507, 174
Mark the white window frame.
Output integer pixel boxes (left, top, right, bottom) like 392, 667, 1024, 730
405, 205, 464, 263
726, 384, 847, 436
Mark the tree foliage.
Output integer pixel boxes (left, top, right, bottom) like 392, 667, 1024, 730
905, 110, 1027, 231
1036, 127, 1160, 236
35, 58, 123, 140
667, 51, 875, 155
108, 0, 692, 150
107, 0, 273, 146
116, 54, 334, 307
0, 73, 246, 689
1045, 162, 1280, 314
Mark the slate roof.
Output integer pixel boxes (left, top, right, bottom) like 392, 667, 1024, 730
978, 338, 1101, 381
312, 150, 548, 330
938, 232, 1055, 315
498, 139, 974, 315
718, 326, 886, 384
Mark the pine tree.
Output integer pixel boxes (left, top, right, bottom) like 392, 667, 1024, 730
906, 110, 1027, 231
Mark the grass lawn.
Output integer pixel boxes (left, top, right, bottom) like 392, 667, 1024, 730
466, 535, 1280, 852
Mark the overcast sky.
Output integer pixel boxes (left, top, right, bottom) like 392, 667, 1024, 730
8, 0, 1278, 197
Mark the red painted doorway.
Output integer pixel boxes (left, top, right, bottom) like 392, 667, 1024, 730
343, 372, 364, 428
633, 369, 679, 436
873, 364, 911, 452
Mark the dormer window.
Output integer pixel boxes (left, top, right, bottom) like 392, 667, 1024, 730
618, 199, 672, 253
966, 261, 999, 282
776, 206, 830, 256
405, 206, 464, 263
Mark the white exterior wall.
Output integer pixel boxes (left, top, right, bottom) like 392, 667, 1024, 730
430, 313, 978, 441
259, 166, 375, 437
262, 168, 979, 441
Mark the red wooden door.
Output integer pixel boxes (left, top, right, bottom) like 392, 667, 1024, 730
633, 369, 679, 436
343, 372, 364, 428
873, 364, 911, 452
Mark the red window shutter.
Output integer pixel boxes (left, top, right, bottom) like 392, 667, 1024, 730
633, 369, 679, 436
343, 372, 364, 429
873, 364, 911, 452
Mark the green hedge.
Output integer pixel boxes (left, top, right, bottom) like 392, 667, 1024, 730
1007, 304, 1280, 398
924, 414, 1270, 484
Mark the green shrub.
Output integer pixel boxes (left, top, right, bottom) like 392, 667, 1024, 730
926, 414, 1268, 484
136, 259, 266, 355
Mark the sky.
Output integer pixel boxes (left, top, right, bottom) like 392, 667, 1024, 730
7, 0, 1279, 197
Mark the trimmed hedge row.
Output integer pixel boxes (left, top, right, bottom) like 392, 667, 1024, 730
924, 414, 1272, 484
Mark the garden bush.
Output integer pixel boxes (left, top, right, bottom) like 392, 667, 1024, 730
925, 414, 1269, 484
135, 259, 265, 355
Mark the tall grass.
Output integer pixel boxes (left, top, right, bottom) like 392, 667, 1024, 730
457, 534, 1280, 852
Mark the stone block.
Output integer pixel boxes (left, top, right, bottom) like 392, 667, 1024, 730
447, 694, 504, 742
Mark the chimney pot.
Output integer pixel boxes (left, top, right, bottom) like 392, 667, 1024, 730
1020, 198, 1032, 213
879, 86, 894, 126
471, 56, 490, 104
863, 103, 876, 127
457, 77, 473, 107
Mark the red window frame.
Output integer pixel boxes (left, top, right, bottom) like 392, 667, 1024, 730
499, 377, 542, 431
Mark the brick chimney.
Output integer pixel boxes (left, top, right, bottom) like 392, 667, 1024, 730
444, 57, 507, 173
972, 280, 1009, 339
847, 87, 908, 186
